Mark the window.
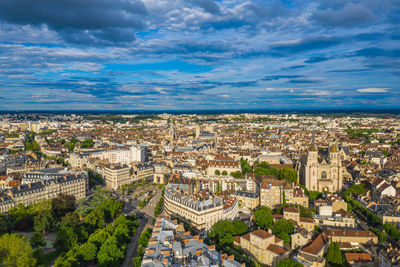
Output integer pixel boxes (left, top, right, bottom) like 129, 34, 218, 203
321, 171, 327, 179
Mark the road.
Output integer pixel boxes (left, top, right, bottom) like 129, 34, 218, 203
120, 186, 162, 267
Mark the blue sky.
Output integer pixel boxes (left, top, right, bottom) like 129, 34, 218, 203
0, 0, 399, 110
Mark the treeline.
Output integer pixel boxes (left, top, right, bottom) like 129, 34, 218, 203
154, 187, 165, 217
132, 228, 152, 267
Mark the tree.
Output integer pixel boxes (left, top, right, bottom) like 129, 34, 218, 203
0, 233, 36, 267
215, 170, 221, 175
253, 207, 273, 230
52, 194, 76, 218
216, 182, 221, 194
307, 190, 322, 200
383, 223, 400, 241
279, 167, 298, 184
97, 236, 125, 266
138, 228, 152, 247
272, 219, 294, 244
80, 139, 94, 149
113, 224, 131, 244
222, 170, 228, 176
54, 226, 78, 252
100, 198, 123, 222
132, 256, 142, 267
88, 229, 110, 249
240, 158, 252, 175
0, 214, 10, 234
34, 210, 56, 233
209, 220, 236, 245
233, 220, 248, 235
77, 242, 97, 262
276, 259, 303, 267
84, 208, 106, 230
61, 212, 81, 228
30, 232, 46, 249
326, 242, 342, 265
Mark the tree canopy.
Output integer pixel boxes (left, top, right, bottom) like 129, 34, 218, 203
253, 207, 273, 230
0, 233, 36, 267
276, 259, 304, 267
326, 242, 343, 265
272, 219, 294, 244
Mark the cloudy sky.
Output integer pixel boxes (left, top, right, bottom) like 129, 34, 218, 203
0, 0, 399, 110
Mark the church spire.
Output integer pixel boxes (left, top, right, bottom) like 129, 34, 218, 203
309, 130, 317, 152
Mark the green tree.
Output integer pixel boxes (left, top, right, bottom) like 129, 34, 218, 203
215, 170, 221, 175
30, 232, 47, 249
0, 214, 10, 234
222, 170, 228, 176
216, 182, 221, 194
0, 233, 36, 267
240, 158, 252, 175
52, 194, 76, 218
233, 220, 248, 235
61, 212, 81, 228
279, 167, 298, 184
54, 226, 78, 252
253, 207, 273, 230
209, 220, 236, 245
88, 229, 110, 249
113, 224, 131, 244
326, 242, 342, 265
84, 208, 106, 230
383, 223, 400, 241
272, 219, 294, 244
307, 190, 322, 200
97, 236, 125, 266
77, 242, 97, 262
80, 139, 94, 148
276, 259, 303, 267
100, 198, 123, 222
34, 210, 56, 233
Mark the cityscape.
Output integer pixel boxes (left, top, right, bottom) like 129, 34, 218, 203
0, 0, 400, 266
0, 112, 400, 266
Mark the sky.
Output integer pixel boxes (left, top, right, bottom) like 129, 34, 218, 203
0, 0, 399, 110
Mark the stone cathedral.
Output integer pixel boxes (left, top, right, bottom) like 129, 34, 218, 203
298, 138, 343, 193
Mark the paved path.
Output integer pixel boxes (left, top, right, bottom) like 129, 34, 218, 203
121, 187, 162, 267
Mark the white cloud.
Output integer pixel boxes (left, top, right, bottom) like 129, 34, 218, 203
357, 88, 388, 93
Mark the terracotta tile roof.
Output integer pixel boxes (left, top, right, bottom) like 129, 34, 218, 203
251, 229, 274, 240
300, 217, 314, 223
345, 253, 372, 263
284, 206, 299, 213
300, 233, 329, 256
267, 244, 288, 255
324, 229, 377, 238
234, 236, 241, 244
241, 233, 250, 241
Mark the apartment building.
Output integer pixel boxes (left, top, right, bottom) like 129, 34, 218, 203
234, 229, 289, 266
0, 174, 87, 213
163, 183, 238, 230
235, 191, 260, 210
104, 165, 131, 190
